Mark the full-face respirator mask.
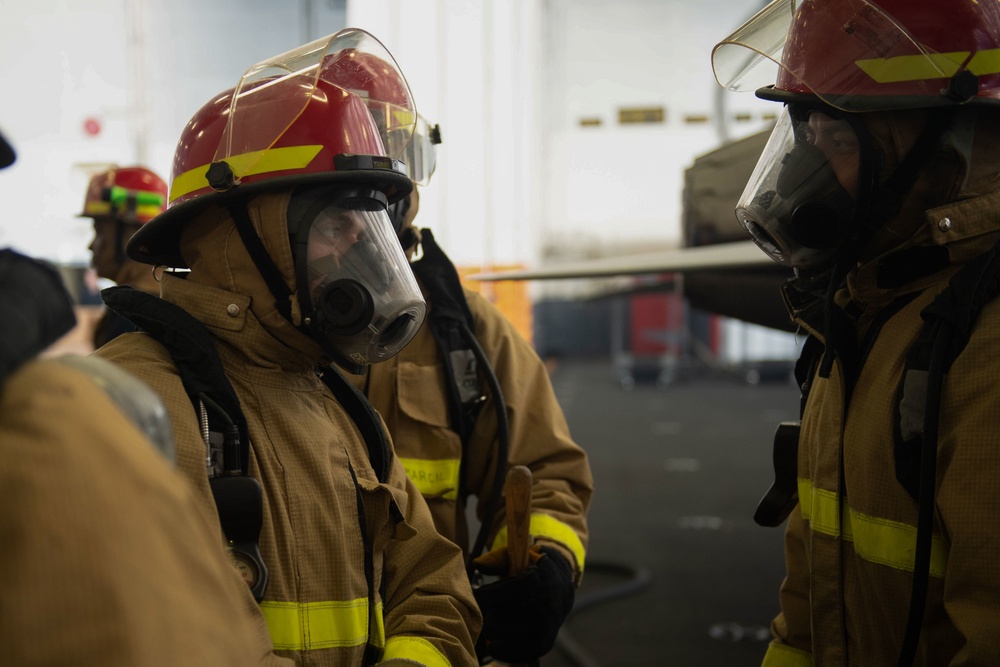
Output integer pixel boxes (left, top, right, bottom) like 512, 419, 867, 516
736, 105, 873, 273
288, 186, 426, 372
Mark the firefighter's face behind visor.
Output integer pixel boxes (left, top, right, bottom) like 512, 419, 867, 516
736, 106, 862, 272
289, 186, 426, 369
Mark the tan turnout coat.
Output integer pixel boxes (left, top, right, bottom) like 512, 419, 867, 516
97, 192, 480, 667
765, 187, 1000, 666
0, 357, 270, 666
351, 282, 592, 578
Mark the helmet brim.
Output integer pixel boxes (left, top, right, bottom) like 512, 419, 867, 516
755, 84, 1000, 112
127, 169, 412, 268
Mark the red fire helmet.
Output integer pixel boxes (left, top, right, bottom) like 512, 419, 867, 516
79, 166, 167, 223
129, 28, 416, 267
713, 0, 1000, 111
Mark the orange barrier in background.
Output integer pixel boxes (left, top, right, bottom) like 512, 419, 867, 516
458, 264, 533, 346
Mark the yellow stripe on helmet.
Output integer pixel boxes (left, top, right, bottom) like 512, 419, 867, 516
967, 47, 1000, 77
855, 51, 968, 84
169, 144, 324, 203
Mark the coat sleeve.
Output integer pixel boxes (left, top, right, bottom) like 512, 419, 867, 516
463, 290, 593, 579
762, 505, 814, 666
379, 455, 482, 667
0, 358, 282, 667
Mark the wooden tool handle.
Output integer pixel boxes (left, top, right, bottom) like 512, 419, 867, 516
505, 465, 533, 577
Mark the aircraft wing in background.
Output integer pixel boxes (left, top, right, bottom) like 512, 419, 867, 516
469, 240, 772, 281
468, 241, 796, 332
468, 129, 801, 333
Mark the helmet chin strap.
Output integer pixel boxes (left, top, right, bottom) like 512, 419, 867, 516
228, 203, 294, 322
229, 202, 371, 373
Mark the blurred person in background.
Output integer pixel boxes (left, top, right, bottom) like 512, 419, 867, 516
81, 165, 167, 348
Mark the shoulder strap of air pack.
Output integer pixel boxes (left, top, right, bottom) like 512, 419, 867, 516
892, 238, 1000, 667
410, 228, 487, 447
316, 365, 392, 484
102, 284, 271, 600
895, 240, 1000, 498
102, 284, 391, 483
409, 229, 512, 564
102, 285, 250, 452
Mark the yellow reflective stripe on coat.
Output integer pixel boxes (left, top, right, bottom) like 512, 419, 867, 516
382, 636, 452, 667
260, 598, 385, 651
398, 456, 460, 500
797, 478, 948, 578
762, 641, 814, 667
491, 512, 586, 570
169, 145, 324, 203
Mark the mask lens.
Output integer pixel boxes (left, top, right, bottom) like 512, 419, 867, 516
306, 206, 389, 304
299, 198, 426, 366
735, 107, 859, 270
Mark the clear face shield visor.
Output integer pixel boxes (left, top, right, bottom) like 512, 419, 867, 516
736, 106, 861, 271
400, 115, 441, 186
295, 194, 426, 367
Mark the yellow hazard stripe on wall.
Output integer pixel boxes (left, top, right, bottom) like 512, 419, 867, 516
260, 598, 385, 651
169, 145, 324, 202
382, 636, 452, 667
399, 456, 460, 500
797, 478, 948, 578
491, 512, 586, 571
762, 641, 814, 667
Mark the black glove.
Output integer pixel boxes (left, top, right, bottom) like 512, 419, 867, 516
472, 544, 575, 663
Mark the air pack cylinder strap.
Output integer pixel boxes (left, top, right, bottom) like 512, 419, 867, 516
317, 365, 392, 484
102, 285, 250, 454
410, 228, 481, 441
102, 285, 268, 601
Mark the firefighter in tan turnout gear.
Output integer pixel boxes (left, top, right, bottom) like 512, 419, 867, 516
713, 0, 1000, 664
0, 131, 267, 667
350, 116, 593, 664
95, 30, 480, 666
81, 165, 167, 348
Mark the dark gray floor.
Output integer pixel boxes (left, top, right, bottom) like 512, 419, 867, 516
541, 358, 801, 667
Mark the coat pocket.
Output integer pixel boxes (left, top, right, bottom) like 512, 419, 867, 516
394, 361, 463, 501
396, 361, 452, 428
